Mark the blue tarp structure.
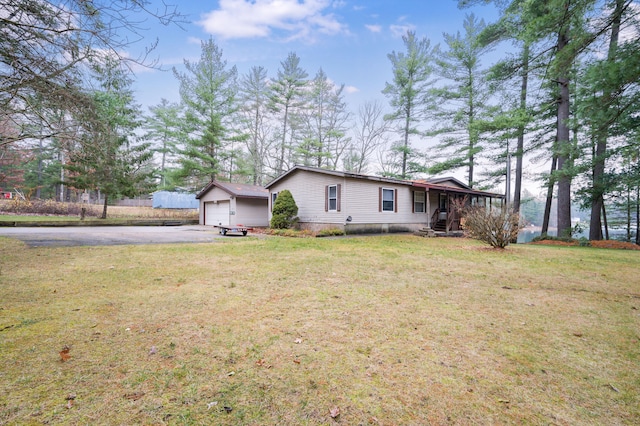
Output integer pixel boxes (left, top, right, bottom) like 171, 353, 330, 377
152, 191, 198, 209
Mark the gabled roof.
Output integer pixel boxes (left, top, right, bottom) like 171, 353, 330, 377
265, 165, 411, 188
266, 165, 504, 199
421, 176, 470, 189
196, 181, 269, 199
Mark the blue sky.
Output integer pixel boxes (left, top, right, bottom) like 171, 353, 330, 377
131, 0, 501, 112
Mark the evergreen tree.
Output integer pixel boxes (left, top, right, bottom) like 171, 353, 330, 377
430, 14, 493, 188
579, 0, 639, 240
239, 66, 273, 185
298, 69, 351, 170
144, 99, 183, 189
269, 52, 308, 175
66, 58, 153, 219
270, 189, 299, 229
172, 38, 238, 190
382, 31, 437, 179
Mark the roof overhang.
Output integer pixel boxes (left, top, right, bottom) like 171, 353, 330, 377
196, 181, 268, 200
413, 181, 505, 198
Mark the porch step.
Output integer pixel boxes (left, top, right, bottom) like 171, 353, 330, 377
414, 227, 436, 238
432, 220, 447, 232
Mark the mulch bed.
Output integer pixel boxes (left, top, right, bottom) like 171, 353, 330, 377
529, 239, 640, 250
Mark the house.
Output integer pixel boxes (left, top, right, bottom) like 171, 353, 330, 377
196, 181, 269, 227
265, 166, 504, 234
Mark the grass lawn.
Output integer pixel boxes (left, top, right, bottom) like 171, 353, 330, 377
0, 235, 638, 425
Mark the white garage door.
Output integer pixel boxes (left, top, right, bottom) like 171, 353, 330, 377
204, 201, 229, 226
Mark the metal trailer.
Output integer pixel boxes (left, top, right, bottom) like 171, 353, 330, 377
215, 225, 249, 236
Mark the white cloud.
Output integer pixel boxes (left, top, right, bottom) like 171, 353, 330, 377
187, 36, 203, 45
197, 0, 347, 40
344, 85, 359, 94
390, 23, 415, 38
365, 24, 381, 33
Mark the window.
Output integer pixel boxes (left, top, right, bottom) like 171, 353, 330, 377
328, 185, 337, 211
271, 192, 278, 210
414, 191, 425, 213
381, 188, 395, 212
325, 184, 341, 212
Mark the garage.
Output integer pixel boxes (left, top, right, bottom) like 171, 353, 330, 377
204, 200, 229, 226
196, 181, 269, 228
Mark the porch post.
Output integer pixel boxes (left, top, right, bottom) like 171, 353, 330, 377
446, 192, 450, 233
426, 189, 431, 228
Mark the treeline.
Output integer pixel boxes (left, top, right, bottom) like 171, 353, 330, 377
1, 0, 639, 240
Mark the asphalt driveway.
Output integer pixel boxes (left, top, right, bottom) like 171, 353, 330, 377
0, 225, 236, 247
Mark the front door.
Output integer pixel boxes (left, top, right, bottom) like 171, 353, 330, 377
438, 193, 448, 220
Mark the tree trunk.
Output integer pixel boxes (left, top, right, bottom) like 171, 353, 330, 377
541, 155, 557, 236
513, 43, 529, 214
602, 203, 609, 240
36, 137, 43, 199
589, 0, 622, 240
252, 107, 260, 185
278, 103, 290, 176
402, 104, 410, 180
626, 184, 632, 242
636, 185, 639, 245
101, 194, 108, 219
555, 24, 572, 238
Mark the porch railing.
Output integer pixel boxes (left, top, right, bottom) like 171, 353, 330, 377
431, 208, 440, 227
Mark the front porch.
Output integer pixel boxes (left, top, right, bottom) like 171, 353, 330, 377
413, 180, 505, 236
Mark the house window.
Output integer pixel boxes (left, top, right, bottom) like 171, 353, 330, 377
381, 188, 395, 212
325, 184, 341, 212
271, 192, 278, 210
414, 191, 425, 213
328, 185, 337, 211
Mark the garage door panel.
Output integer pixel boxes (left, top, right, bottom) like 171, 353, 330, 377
205, 201, 229, 226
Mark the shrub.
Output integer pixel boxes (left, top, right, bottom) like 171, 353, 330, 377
316, 228, 345, 237
270, 189, 298, 229
459, 205, 522, 248
267, 228, 314, 238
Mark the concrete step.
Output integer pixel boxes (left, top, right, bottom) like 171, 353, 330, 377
414, 227, 436, 237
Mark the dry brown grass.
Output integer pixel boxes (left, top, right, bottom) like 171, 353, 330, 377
0, 236, 638, 425
104, 206, 198, 219
0, 199, 198, 221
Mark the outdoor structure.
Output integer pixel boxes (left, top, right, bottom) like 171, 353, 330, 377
152, 191, 198, 209
265, 166, 504, 235
196, 181, 269, 227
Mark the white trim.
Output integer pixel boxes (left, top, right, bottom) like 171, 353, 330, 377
382, 188, 395, 212
414, 191, 425, 213
328, 184, 338, 211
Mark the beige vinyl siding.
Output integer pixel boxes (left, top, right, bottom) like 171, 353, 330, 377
269, 170, 344, 224
199, 187, 269, 227
269, 170, 428, 225
235, 198, 269, 227
199, 187, 233, 225
346, 181, 423, 224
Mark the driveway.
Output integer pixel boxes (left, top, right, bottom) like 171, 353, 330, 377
0, 225, 238, 248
